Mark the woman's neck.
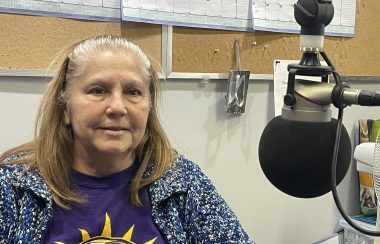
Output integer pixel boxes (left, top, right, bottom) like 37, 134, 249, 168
72, 150, 135, 177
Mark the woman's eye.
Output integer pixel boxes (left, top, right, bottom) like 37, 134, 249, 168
89, 87, 106, 95
127, 89, 143, 96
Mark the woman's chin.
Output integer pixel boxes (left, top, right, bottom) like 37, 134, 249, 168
100, 147, 131, 156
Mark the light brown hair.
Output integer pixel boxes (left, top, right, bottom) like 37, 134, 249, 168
0, 35, 176, 208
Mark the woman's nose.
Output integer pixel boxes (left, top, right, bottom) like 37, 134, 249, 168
105, 93, 127, 117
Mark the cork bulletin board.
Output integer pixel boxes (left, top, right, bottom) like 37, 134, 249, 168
172, 0, 380, 76
0, 13, 162, 71
0, 0, 379, 76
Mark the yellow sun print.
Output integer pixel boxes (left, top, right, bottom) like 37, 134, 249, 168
56, 212, 157, 244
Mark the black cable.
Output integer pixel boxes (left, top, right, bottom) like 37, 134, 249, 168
331, 108, 380, 236
320, 51, 340, 84
320, 49, 380, 235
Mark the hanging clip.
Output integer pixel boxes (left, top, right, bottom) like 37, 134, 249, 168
225, 38, 250, 114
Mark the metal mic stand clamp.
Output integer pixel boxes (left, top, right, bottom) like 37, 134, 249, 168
284, 0, 336, 108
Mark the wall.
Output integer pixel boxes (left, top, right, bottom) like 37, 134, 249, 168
1, 75, 380, 243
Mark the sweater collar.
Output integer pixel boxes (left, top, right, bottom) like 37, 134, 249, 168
5, 155, 190, 204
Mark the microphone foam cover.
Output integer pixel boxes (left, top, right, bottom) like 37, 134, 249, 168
259, 116, 351, 198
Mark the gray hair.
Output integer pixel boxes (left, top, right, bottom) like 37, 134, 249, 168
65, 35, 151, 87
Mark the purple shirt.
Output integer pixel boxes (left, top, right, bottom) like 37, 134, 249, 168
44, 163, 166, 244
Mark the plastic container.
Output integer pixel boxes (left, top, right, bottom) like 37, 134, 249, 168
354, 143, 378, 216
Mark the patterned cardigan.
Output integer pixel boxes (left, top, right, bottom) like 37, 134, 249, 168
0, 155, 254, 244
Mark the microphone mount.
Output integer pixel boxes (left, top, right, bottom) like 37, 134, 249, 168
284, 0, 341, 109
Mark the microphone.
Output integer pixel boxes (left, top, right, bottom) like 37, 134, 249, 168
258, 78, 353, 198
259, 0, 380, 237
259, 74, 380, 198
259, 0, 380, 199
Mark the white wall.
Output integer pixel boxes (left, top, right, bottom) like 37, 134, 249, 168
1, 75, 380, 243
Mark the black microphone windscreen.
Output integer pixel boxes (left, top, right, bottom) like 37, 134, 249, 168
259, 116, 352, 198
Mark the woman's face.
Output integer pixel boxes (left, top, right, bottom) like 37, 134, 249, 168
64, 50, 150, 165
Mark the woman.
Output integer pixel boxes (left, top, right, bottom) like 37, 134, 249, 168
0, 35, 253, 243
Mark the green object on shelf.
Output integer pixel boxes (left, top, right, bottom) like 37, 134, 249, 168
370, 119, 380, 142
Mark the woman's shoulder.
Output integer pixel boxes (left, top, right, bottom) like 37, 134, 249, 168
149, 155, 210, 202
0, 161, 29, 181
1, 151, 30, 172
0, 154, 49, 197
0, 163, 30, 198
169, 155, 205, 179
172, 154, 198, 168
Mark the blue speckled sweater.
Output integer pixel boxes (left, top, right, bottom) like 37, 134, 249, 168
0, 156, 253, 244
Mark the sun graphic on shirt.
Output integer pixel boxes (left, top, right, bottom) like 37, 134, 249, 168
56, 212, 157, 244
